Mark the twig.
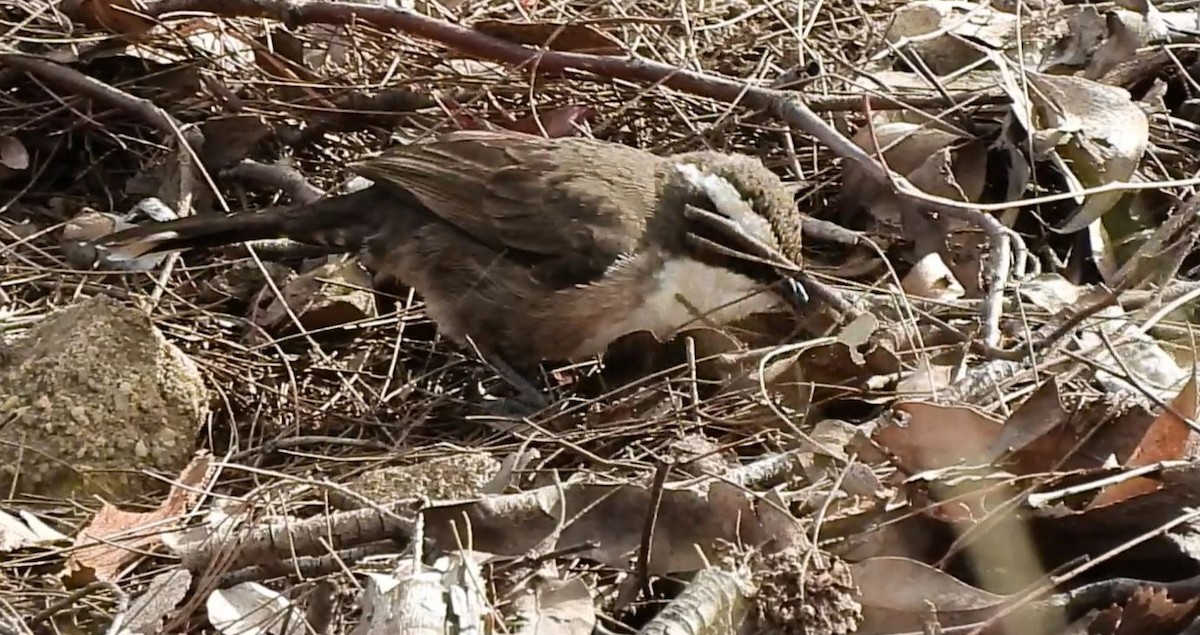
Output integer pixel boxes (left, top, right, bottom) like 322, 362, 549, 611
222, 159, 326, 204
635, 458, 673, 599
0, 53, 204, 154
27, 582, 130, 633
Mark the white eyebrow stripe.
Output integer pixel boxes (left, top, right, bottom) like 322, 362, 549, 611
673, 162, 748, 219
673, 162, 774, 238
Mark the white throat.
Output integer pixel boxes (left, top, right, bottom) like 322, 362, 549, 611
571, 257, 782, 358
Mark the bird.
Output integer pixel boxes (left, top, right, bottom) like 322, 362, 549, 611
90, 130, 807, 404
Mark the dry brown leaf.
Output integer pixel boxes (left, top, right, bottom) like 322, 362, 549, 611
876, 402, 1003, 473
1089, 374, 1198, 508
506, 105, 597, 138
984, 378, 1072, 467
852, 557, 1018, 634
121, 568, 193, 634
64, 454, 211, 585
71, 0, 155, 35
253, 259, 377, 332
199, 115, 272, 169
512, 578, 596, 635
1081, 585, 1200, 635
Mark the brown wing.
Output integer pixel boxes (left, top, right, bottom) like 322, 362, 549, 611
351, 130, 664, 283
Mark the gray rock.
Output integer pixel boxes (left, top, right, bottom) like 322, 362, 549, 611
0, 296, 207, 499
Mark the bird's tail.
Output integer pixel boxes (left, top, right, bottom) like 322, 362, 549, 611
92, 188, 391, 263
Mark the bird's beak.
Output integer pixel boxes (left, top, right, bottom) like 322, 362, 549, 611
775, 275, 809, 312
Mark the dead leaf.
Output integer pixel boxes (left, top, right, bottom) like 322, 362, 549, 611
875, 402, 1003, 474
1080, 585, 1200, 635
1090, 374, 1198, 508
0, 136, 28, 170
0, 508, 69, 552
853, 556, 1024, 633
207, 582, 306, 635
512, 578, 596, 635
70, 0, 155, 36
506, 105, 597, 139
1016, 274, 1089, 313
62, 209, 166, 271
119, 568, 193, 635
1040, 7, 1110, 73
1024, 73, 1149, 234
902, 252, 966, 300
422, 480, 804, 575
199, 115, 272, 169
254, 259, 377, 332
885, 1, 1021, 75
472, 20, 624, 54
120, 18, 256, 74
895, 364, 957, 398
64, 454, 211, 585
843, 122, 982, 237
984, 378, 1072, 466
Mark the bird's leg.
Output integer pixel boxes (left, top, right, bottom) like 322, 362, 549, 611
469, 344, 550, 413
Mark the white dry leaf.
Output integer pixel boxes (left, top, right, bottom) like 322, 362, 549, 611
207, 582, 307, 635
885, 1, 1020, 75
1087, 213, 1122, 283
121, 18, 256, 75
161, 500, 247, 556
902, 252, 966, 301
512, 578, 596, 635
439, 552, 490, 635
0, 508, 69, 552
1085, 9, 1167, 79
1159, 9, 1200, 33
1014, 274, 1087, 313
0, 136, 28, 170
1025, 73, 1149, 234
117, 568, 193, 635
845, 122, 985, 234
1040, 6, 1110, 72
354, 567, 446, 635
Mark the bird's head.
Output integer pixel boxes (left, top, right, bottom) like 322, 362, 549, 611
667, 151, 802, 259
658, 150, 807, 310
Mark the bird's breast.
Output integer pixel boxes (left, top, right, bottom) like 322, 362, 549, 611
566, 256, 784, 359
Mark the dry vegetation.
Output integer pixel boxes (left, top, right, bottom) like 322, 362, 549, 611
4, 0, 1200, 633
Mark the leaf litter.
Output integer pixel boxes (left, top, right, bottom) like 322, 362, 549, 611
5, 0, 1200, 633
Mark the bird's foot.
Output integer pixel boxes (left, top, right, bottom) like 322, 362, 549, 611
477, 351, 550, 416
